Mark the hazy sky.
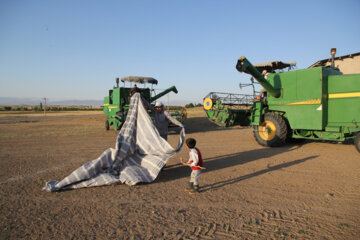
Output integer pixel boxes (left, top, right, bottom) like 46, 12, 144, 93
0, 0, 359, 105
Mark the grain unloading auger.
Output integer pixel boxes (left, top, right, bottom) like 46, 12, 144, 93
104, 76, 186, 131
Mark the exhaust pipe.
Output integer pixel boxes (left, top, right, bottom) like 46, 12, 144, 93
331, 48, 336, 68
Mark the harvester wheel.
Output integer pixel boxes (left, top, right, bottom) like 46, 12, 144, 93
355, 132, 360, 153
254, 112, 288, 147
105, 120, 110, 131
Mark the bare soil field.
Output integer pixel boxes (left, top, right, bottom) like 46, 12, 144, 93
0, 108, 359, 239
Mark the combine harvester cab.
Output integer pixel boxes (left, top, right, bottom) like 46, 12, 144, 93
104, 76, 186, 131
236, 50, 360, 152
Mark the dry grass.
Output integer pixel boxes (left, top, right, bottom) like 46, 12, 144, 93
0, 111, 103, 118
1, 112, 359, 240
0, 114, 103, 138
185, 107, 206, 117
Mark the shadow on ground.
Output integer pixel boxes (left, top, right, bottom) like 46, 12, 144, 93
199, 155, 318, 192
156, 144, 316, 189
168, 116, 244, 135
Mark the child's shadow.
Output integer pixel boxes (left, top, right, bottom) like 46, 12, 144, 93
156, 145, 317, 192
199, 155, 317, 192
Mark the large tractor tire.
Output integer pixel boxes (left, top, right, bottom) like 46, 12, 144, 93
114, 119, 123, 131
254, 112, 288, 147
355, 132, 360, 153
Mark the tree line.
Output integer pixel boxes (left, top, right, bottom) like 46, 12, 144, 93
0, 106, 103, 111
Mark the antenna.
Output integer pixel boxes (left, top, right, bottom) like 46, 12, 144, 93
43, 97, 48, 116
167, 94, 170, 110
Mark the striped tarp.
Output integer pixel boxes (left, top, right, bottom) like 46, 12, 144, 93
43, 93, 185, 191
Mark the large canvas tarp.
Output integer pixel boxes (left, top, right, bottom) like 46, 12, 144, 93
43, 93, 185, 191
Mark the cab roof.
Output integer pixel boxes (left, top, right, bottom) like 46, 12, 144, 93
121, 76, 158, 85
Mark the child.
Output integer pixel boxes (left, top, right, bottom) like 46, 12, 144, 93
183, 138, 203, 194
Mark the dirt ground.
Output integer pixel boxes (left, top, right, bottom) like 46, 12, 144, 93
0, 108, 359, 240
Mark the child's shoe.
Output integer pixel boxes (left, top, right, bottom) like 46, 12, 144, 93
189, 185, 199, 194
185, 182, 193, 191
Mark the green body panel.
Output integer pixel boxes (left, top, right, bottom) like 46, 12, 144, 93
250, 102, 264, 126
270, 105, 322, 130
266, 67, 323, 130
327, 74, 360, 126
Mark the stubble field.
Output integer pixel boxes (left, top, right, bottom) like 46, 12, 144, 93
0, 108, 359, 239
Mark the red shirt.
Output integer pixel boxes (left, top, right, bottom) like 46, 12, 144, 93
188, 147, 203, 170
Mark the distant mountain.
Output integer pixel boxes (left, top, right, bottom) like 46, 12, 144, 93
0, 97, 39, 105
0, 97, 103, 106
50, 99, 103, 106
0, 97, 192, 107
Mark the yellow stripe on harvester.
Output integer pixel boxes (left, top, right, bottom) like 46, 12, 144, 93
329, 92, 360, 99
285, 99, 321, 105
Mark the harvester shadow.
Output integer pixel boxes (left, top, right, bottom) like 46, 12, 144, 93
286, 138, 355, 148
176, 117, 244, 134
200, 155, 318, 193
156, 145, 302, 184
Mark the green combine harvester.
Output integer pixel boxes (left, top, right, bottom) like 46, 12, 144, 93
104, 76, 186, 131
204, 50, 360, 152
